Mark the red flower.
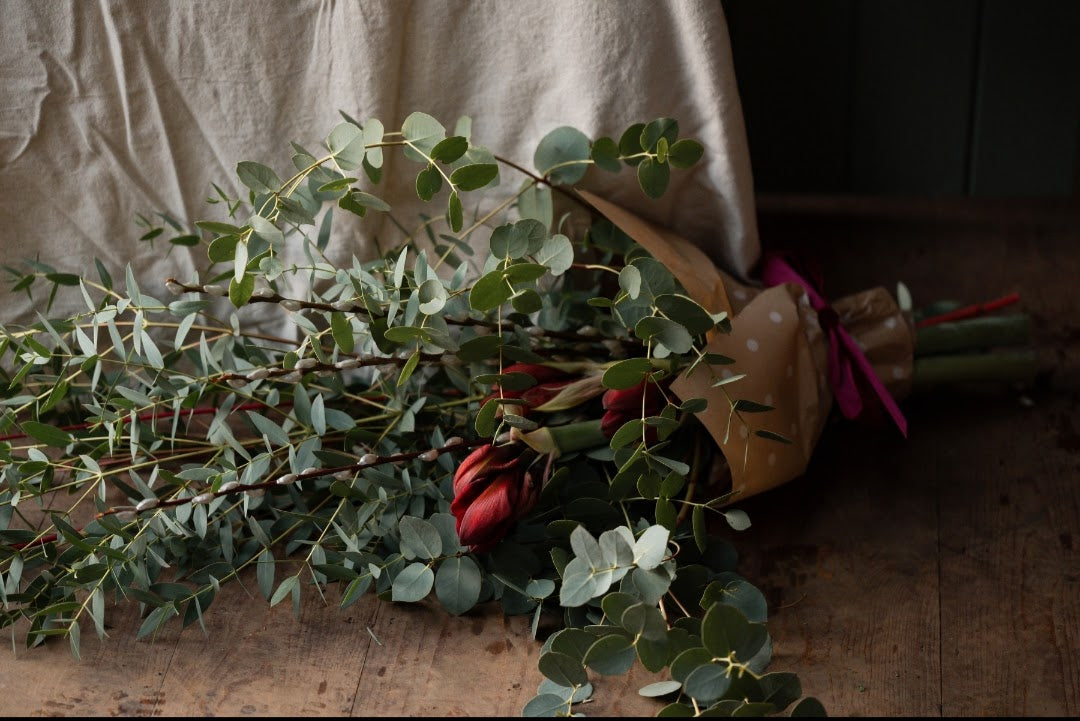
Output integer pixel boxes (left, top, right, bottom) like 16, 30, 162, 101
601, 380, 667, 441
450, 443, 539, 552
484, 363, 577, 416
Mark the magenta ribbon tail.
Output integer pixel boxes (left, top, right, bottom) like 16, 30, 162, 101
762, 255, 908, 437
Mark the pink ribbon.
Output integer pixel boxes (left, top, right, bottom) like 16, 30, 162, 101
761, 255, 908, 437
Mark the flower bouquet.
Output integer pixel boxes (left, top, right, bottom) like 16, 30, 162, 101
0, 111, 1034, 716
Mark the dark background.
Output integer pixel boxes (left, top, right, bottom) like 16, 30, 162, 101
721, 0, 1080, 197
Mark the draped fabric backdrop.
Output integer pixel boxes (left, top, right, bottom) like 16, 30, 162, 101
0, 0, 757, 332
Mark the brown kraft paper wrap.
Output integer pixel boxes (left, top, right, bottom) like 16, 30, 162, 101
579, 191, 915, 503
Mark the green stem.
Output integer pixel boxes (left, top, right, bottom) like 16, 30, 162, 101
915, 314, 1030, 357
911, 349, 1036, 392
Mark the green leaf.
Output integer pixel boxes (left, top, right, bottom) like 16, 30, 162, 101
518, 183, 553, 229
415, 164, 443, 201
317, 176, 357, 193
331, 312, 355, 354
602, 358, 654, 390
632, 525, 669, 570
559, 558, 599, 607
401, 111, 446, 162
469, 269, 513, 311
450, 162, 498, 191
249, 214, 284, 249
269, 576, 300, 607
534, 234, 573, 276
790, 697, 827, 716
620, 603, 667, 641
391, 562, 434, 602
196, 220, 243, 236
534, 126, 591, 185
326, 121, 366, 171
347, 190, 391, 213
430, 136, 469, 164
21, 421, 72, 448
723, 509, 751, 532
236, 161, 281, 193
447, 190, 463, 232
417, 278, 447, 315
610, 419, 644, 450
757, 672, 802, 711
522, 694, 569, 717
655, 294, 715, 335
639, 681, 683, 698
590, 136, 621, 172
257, 548, 275, 600
246, 411, 291, 447
457, 335, 503, 362
701, 603, 768, 662
733, 400, 773, 413
169, 234, 200, 247
701, 574, 768, 623
693, 505, 707, 553
434, 556, 482, 616
640, 118, 679, 151
208, 234, 239, 263
229, 273, 254, 308
537, 651, 588, 688
667, 139, 705, 168
619, 264, 642, 299
475, 397, 498, 437
363, 117, 385, 169
618, 123, 646, 161
583, 634, 636, 676
634, 316, 693, 354
398, 516, 443, 560
755, 429, 793, 444
637, 157, 671, 199
397, 351, 420, 388
683, 663, 731, 704
511, 289, 543, 314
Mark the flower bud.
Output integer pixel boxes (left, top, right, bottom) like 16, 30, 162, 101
335, 358, 361, 370
247, 367, 271, 381
418, 449, 439, 462
191, 492, 215, 505
279, 299, 303, 311
251, 287, 275, 299
275, 473, 298, 486
450, 443, 539, 552
218, 481, 240, 493
295, 358, 317, 370
203, 284, 227, 297
331, 299, 355, 311
135, 498, 159, 512
359, 453, 378, 466
165, 280, 184, 296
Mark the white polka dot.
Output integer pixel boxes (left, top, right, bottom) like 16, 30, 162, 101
721, 368, 735, 379
764, 393, 773, 406
767, 452, 777, 466
769, 310, 783, 324
733, 288, 748, 301
786, 365, 793, 378
799, 293, 811, 307
892, 366, 905, 379
739, 425, 749, 439
746, 338, 759, 352
884, 316, 898, 330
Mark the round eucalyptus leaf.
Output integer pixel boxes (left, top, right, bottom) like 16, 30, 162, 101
591, 136, 621, 172
417, 278, 447, 315
639, 118, 679, 152
534, 126, 590, 185
670, 647, 713, 683
434, 556, 481, 615
701, 602, 768, 662
582, 634, 636, 676
602, 358, 653, 390
668, 138, 704, 168
637, 157, 671, 199
522, 694, 567, 717
791, 697, 828, 717
537, 650, 588, 688
533, 233, 573, 275
618, 123, 646, 162
390, 562, 434, 602
639, 681, 683, 698
401, 111, 446, 163
450, 162, 498, 191
511, 288, 543, 314
683, 662, 731, 703
634, 316, 693, 354
469, 269, 513, 311
430, 135, 469, 164
549, 627, 597, 661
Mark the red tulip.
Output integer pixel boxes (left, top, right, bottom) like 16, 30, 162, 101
450, 443, 539, 552
601, 380, 667, 440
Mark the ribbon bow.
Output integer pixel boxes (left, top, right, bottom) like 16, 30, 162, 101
761, 255, 908, 437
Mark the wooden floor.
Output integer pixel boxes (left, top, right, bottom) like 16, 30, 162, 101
2, 197, 1078, 717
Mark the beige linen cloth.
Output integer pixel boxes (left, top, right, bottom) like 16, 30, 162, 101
0, 0, 757, 335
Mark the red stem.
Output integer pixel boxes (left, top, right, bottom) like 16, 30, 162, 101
916, 292, 1021, 329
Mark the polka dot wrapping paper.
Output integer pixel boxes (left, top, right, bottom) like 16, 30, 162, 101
581, 191, 915, 503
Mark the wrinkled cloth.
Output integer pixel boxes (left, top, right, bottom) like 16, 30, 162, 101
0, 0, 757, 333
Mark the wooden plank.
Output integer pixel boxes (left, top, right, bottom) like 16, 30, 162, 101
736, 415, 942, 715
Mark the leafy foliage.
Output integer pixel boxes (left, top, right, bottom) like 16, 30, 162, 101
0, 115, 818, 717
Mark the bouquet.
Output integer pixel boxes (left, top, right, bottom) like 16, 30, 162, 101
0, 111, 1032, 716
